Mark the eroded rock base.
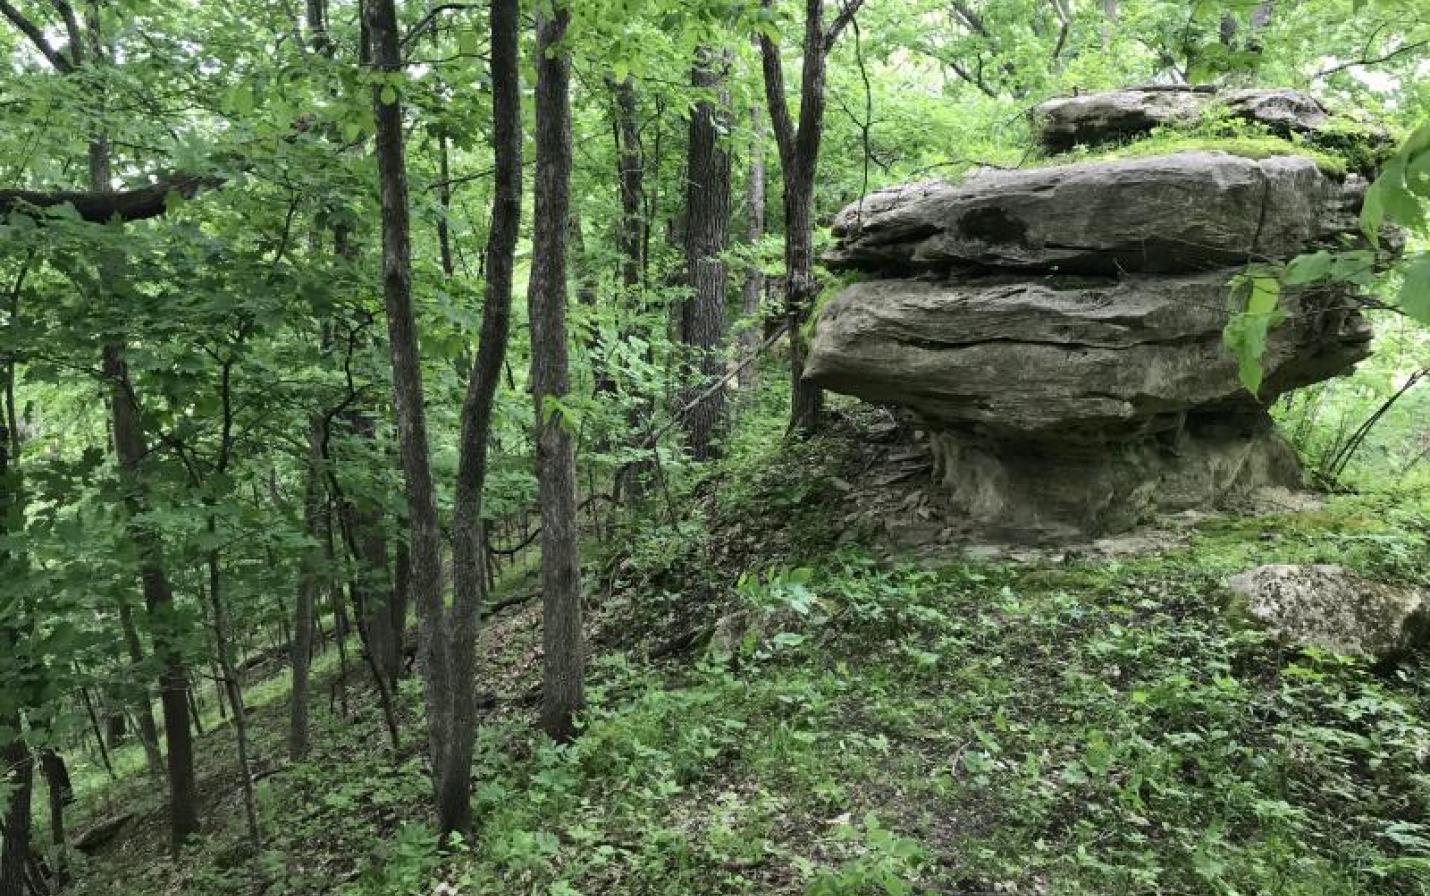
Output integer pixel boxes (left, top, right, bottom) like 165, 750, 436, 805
927, 415, 1303, 538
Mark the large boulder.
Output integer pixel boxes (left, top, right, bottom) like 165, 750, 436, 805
1226, 564, 1430, 662
808, 86, 1381, 539
805, 272, 1371, 440
824, 152, 1362, 275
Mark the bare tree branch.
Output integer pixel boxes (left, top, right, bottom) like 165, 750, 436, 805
400, 2, 478, 50
1316, 40, 1428, 77
0, 0, 74, 72
757, 0, 797, 175
823, 0, 865, 50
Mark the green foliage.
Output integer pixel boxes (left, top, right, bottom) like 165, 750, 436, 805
1223, 268, 1286, 393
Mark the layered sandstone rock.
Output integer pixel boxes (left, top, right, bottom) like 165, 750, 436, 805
805, 90, 1380, 538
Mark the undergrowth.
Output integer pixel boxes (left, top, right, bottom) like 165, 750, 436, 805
59, 373, 1430, 896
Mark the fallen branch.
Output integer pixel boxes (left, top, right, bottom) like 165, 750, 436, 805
0, 172, 223, 223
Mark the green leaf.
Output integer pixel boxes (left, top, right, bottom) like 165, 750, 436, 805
380, 84, 397, 106
1361, 179, 1384, 246
1223, 275, 1285, 394
1398, 254, 1430, 325
1283, 251, 1331, 286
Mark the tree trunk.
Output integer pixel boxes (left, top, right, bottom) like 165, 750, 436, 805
116, 601, 164, 780
680, 47, 733, 460
613, 78, 644, 294
759, 0, 849, 437
739, 102, 767, 401
609, 76, 659, 500
369, 0, 444, 774
103, 347, 202, 852
530, 2, 584, 744
40, 749, 70, 885
80, 687, 117, 779
105, 711, 126, 746
437, 0, 523, 836
782, 181, 823, 434
437, 131, 455, 277
289, 417, 323, 761
205, 557, 261, 850
0, 732, 33, 896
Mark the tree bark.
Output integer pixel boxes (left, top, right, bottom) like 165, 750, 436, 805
40, 749, 70, 885
369, 0, 446, 777
680, 47, 733, 460
430, 0, 523, 837
0, 173, 220, 223
530, 2, 584, 743
205, 560, 261, 850
103, 344, 202, 851
739, 102, 767, 401
613, 78, 644, 294
0, 731, 33, 896
117, 600, 164, 779
609, 76, 657, 499
437, 131, 455, 277
78, 7, 201, 844
289, 417, 322, 761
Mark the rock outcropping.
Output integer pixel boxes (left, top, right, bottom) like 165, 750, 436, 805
806, 89, 1378, 537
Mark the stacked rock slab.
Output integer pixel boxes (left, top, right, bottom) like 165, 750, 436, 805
1033, 85, 1389, 169
806, 89, 1376, 538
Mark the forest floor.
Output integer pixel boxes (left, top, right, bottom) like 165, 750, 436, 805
49, 408, 1430, 896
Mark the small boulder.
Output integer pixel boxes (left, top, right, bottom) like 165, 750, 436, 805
1036, 86, 1213, 152
1226, 564, 1430, 662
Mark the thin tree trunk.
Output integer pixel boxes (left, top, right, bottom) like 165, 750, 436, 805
437, 0, 523, 837
116, 601, 164, 779
289, 416, 323, 761
614, 77, 644, 294
437, 130, 455, 277
39, 749, 69, 886
758, 0, 856, 436
187, 686, 204, 735
103, 347, 202, 851
82, 688, 118, 780
530, 2, 584, 743
0, 731, 33, 896
680, 47, 733, 460
204, 563, 261, 850
95, 76, 200, 842
368, 0, 441, 770
739, 103, 767, 401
